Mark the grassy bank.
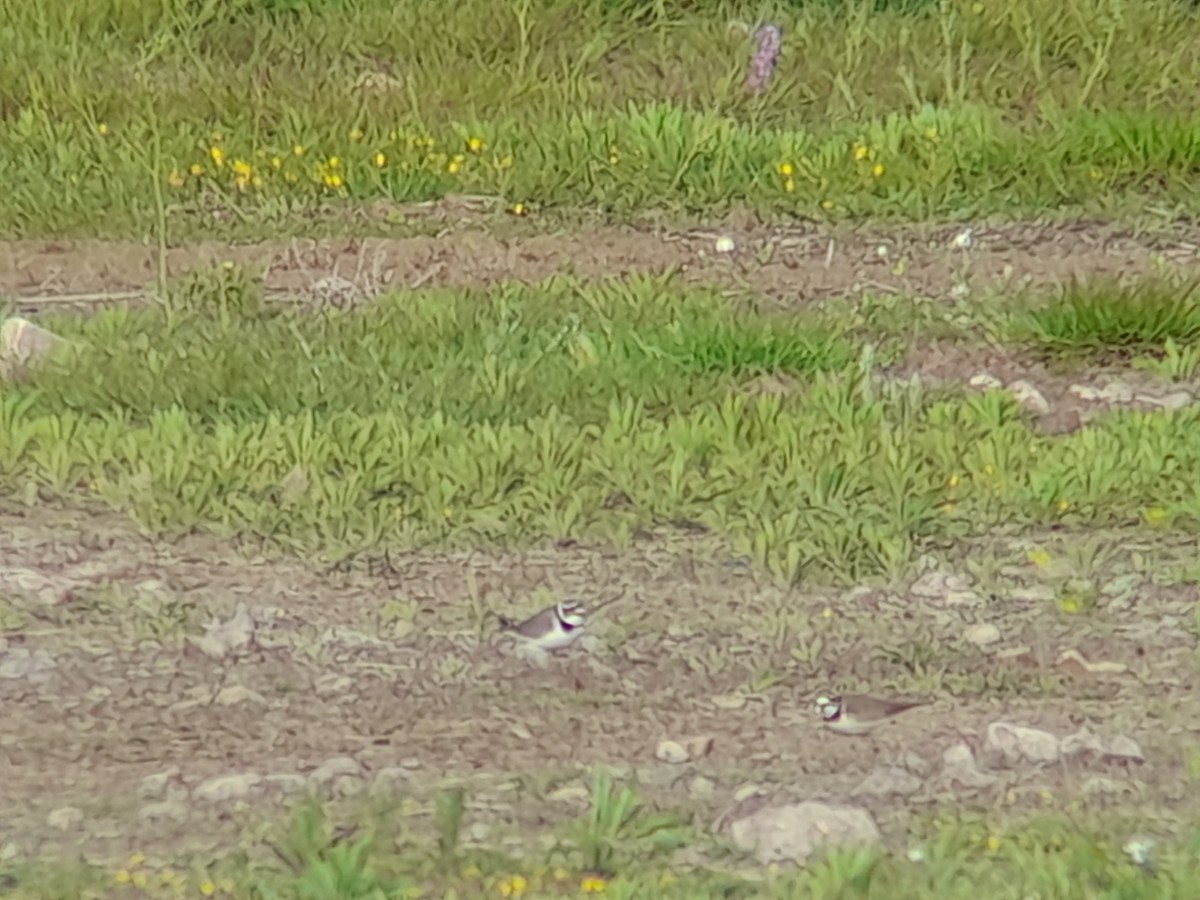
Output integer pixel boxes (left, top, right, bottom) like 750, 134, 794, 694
3, 270, 1199, 584
2, 0, 1200, 236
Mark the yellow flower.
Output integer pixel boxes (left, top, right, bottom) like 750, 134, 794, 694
982, 463, 995, 476
1144, 506, 1169, 524
350, 127, 365, 142
190, 163, 204, 176
820, 606, 832, 619
509, 202, 528, 217
498, 875, 527, 897
251, 175, 263, 188
581, 875, 607, 893
923, 126, 939, 142
941, 502, 955, 515
467, 136, 485, 153
1059, 595, 1081, 614
1057, 499, 1070, 512
97, 123, 111, 136
271, 156, 283, 169
114, 869, 131, 884
447, 159, 462, 175
284, 170, 299, 183
821, 199, 835, 211
323, 172, 344, 189
871, 163, 885, 178
778, 161, 794, 177
209, 146, 226, 167
374, 152, 388, 168
1089, 167, 1102, 180
783, 177, 795, 193
199, 880, 216, 896
986, 834, 1001, 852
292, 144, 306, 156
327, 156, 342, 169
947, 474, 960, 488
853, 144, 869, 161
1027, 548, 1052, 568
232, 159, 252, 178
167, 169, 186, 188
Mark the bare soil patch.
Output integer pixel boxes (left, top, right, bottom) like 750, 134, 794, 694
1, 506, 1196, 868
2, 220, 1199, 311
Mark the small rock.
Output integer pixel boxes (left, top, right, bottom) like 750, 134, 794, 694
0, 317, 74, 377
0, 842, 18, 862
0, 647, 56, 682
714, 236, 737, 254
689, 775, 717, 798
723, 799, 882, 865
1007, 379, 1050, 414
1060, 728, 1145, 764
683, 735, 715, 759
985, 722, 1060, 765
139, 767, 182, 801
1097, 380, 1134, 403
192, 772, 263, 803
264, 774, 309, 794
46, 806, 84, 831
466, 822, 492, 844
548, 785, 590, 803
309, 757, 364, 784
963, 623, 1001, 647
655, 740, 691, 764
1138, 390, 1193, 411
938, 742, 997, 789
213, 684, 267, 707
850, 767, 922, 798
968, 372, 1004, 390
139, 800, 190, 823
910, 570, 970, 599
188, 603, 257, 660
1068, 383, 1101, 402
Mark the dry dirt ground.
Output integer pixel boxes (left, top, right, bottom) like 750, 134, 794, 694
1, 222, 1199, 874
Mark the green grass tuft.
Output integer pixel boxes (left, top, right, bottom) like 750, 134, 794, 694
1009, 277, 1200, 357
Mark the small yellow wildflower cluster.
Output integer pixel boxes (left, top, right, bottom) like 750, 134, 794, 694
852, 142, 885, 179
111, 851, 233, 897
498, 874, 528, 897
172, 131, 514, 199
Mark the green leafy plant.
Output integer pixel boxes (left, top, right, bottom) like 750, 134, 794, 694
573, 769, 688, 875
258, 803, 403, 900
1011, 277, 1200, 357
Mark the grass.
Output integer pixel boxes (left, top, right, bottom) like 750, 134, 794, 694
3, 270, 1200, 586
4, 0, 1200, 237
4, 797, 1198, 899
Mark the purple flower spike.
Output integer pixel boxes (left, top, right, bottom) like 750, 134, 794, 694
745, 23, 783, 96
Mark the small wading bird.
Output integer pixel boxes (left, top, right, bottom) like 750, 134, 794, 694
495, 595, 623, 653
814, 693, 929, 736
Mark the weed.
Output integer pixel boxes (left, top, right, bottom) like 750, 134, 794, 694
572, 769, 688, 875
5, 0, 1200, 235
1010, 277, 1200, 357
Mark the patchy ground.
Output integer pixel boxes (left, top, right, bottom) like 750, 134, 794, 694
1, 220, 1199, 876
1, 504, 1196, 872
2, 219, 1199, 312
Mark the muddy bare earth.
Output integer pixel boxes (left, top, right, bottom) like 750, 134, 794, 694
0, 222, 1198, 873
